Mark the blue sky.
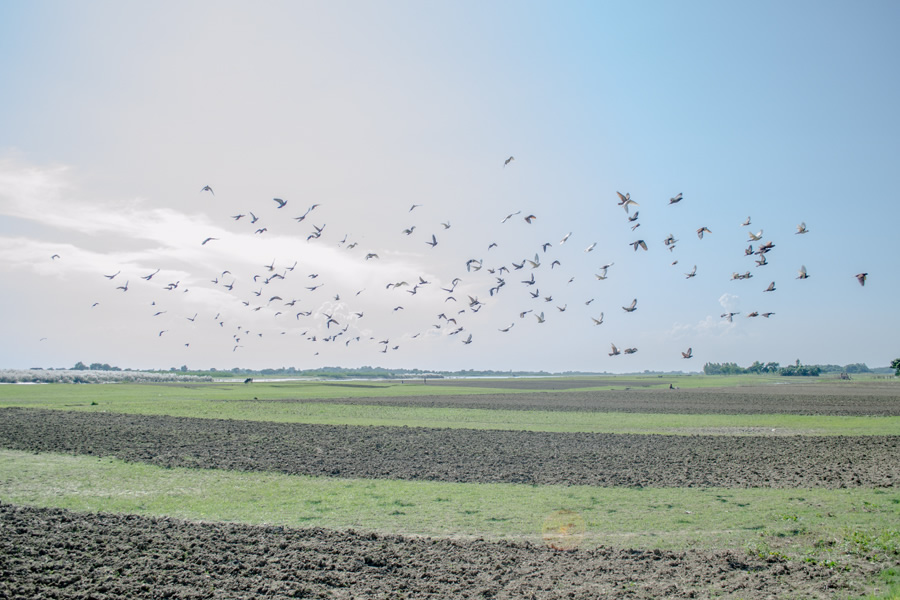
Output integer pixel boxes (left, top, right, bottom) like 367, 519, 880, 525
1, 1, 897, 372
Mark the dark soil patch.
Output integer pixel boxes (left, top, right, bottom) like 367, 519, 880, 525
274, 383, 900, 415
1, 408, 896, 488
0, 503, 872, 600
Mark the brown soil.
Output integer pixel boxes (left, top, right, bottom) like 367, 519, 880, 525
1, 408, 897, 488
283, 381, 900, 415
0, 503, 872, 600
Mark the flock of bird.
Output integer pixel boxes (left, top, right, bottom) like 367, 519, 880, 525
45, 159, 870, 367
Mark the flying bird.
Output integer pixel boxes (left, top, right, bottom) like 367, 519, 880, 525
201, 185, 214, 195
592, 313, 604, 325
741, 216, 751, 227
201, 237, 219, 245
501, 211, 521, 223
609, 343, 621, 356
764, 281, 776, 292
669, 193, 683, 204
617, 191, 638, 213
696, 227, 712, 239
685, 265, 697, 278
630, 239, 648, 251
504, 156, 515, 166
795, 222, 808, 234
426, 234, 438, 248
855, 273, 867, 286
273, 198, 287, 208
681, 347, 693, 359
622, 298, 637, 312
748, 229, 764, 241
797, 265, 809, 279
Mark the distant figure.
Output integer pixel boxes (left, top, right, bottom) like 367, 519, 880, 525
243, 378, 253, 384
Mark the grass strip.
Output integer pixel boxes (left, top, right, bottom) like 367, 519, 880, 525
1, 449, 897, 564
1, 394, 898, 435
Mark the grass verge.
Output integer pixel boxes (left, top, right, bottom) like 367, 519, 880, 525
1, 449, 897, 565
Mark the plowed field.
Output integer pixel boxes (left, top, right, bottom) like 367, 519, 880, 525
1, 380, 898, 599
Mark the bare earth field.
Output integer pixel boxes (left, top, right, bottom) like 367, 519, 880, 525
273, 381, 900, 416
0, 503, 871, 600
0, 407, 897, 488
1, 382, 898, 599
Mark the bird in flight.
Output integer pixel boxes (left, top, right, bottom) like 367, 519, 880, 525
51, 254, 60, 260
681, 347, 693, 359
748, 229, 764, 241
617, 191, 638, 213
609, 343, 621, 356
764, 281, 776, 292
504, 156, 514, 166
273, 198, 287, 208
741, 216, 751, 227
685, 265, 697, 278
797, 265, 809, 279
103, 271, 120, 280
795, 222, 808, 234
696, 227, 712, 239
524, 214, 537, 224
622, 298, 637, 312
409, 204, 422, 212
201, 237, 219, 245
501, 211, 521, 223
426, 234, 438, 248
201, 185, 214, 195
592, 313, 604, 325
669, 193, 683, 204
630, 240, 648, 251
855, 273, 868, 286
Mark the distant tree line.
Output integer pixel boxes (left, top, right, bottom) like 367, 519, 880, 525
72, 361, 122, 371
701, 360, 880, 377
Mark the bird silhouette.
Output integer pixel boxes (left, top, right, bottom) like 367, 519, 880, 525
855, 273, 868, 286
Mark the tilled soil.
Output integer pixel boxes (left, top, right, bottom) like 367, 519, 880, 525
263, 382, 900, 415
0, 503, 872, 600
1, 407, 897, 488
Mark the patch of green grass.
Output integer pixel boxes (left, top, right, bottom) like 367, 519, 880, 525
1, 449, 897, 557
854, 568, 900, 600
1, 385, 898, 435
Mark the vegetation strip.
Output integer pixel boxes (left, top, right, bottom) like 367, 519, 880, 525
1, 408, 897, 488
2, 450, 898, 556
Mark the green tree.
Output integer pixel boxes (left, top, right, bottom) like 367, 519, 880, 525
891, 358, 900, 376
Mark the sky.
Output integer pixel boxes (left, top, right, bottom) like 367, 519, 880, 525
1, 1, 898, 373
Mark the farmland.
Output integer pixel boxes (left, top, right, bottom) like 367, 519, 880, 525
1, 376, 898, 598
